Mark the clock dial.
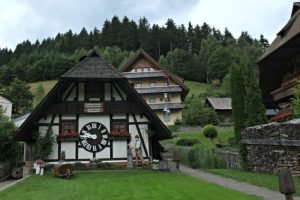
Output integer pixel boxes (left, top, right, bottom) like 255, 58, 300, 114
79, 122, 109, 152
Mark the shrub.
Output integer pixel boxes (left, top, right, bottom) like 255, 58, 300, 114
203, 124, 218, 142
168, 125, 181, 132
176, 138, 200, 146
178, 145, 225, 169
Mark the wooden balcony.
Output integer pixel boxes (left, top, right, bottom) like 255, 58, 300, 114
271, 78, 299, 102
44, 101, 143, 114
136, 86, 182, 94
122, 70, 166, 79
148, 103, 184, 110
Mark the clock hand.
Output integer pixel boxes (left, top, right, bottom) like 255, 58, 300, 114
81, 132, 97, 139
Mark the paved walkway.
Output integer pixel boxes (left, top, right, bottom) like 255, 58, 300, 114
0, 175, 30, 192
180, 165, 300, 200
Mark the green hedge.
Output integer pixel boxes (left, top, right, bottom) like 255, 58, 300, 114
176, 138, 200, 146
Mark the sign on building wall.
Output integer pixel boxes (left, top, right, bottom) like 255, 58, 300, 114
84, 103, 103, 113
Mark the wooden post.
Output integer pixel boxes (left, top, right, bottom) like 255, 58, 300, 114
279, 167, 296, 200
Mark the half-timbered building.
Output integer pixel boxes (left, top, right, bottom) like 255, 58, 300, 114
120, 49, 189, 125
15, 52, 171, 166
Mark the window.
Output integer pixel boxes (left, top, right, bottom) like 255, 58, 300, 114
149, 82, 156, 87
112, 122, 127, 132
135, 83, 142, 88
61, 120, 76, 133
149, 97, 156, 104
86, 81, 104, 101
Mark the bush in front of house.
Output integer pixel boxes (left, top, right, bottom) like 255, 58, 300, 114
176, 138, 200, 146
203, 124, 218, 142
178, 145, 225, 169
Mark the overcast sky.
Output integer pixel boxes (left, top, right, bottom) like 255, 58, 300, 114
0, 0, 296, 50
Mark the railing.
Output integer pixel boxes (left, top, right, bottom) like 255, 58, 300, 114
136, 86, 182, 94
215, 149, 240, 169
149, 103, 184, 110
122, 71, 166, 79
271, 80, 298, 102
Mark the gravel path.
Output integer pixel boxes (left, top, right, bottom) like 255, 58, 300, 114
180, 165, 300, 200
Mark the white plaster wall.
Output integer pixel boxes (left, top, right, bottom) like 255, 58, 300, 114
38, 115, 59, 123
78, 115, 110, 132
78, 82, 85, 101
96, 147, 110, 159
78, 148, 93, 160
128, 114, 149, 123
61, 142, 76, 159
38, 125, 59, 136
113, 141, 127, 158
104, 83, 111, 101
129, 124, 149, 157
47, 142, 58, 160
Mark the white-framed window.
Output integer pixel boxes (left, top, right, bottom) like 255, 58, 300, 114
149, 97, 156, 104
135, 83, 142, 88
149, 82, 156, 87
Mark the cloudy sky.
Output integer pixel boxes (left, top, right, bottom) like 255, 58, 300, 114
0, 0, 296, 50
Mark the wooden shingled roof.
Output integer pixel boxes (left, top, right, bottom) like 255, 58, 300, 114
258, 3, 300, 63
206, 97, 232, 110
120, 49, 189, 100
62, 52, 123, 79
14, 52, 171, 142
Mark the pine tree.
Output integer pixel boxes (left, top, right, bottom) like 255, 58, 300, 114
230, 62, 246, 143
243, 58, 267, 127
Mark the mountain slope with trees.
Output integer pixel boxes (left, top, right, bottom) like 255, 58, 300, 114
0, 16, 268, 86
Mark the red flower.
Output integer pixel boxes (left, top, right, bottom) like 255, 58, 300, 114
57, 130, 79, 138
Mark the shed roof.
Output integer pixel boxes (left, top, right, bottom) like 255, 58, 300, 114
206, 97, 232, 110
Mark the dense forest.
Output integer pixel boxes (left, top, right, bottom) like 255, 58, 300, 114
0, 16, 269, 85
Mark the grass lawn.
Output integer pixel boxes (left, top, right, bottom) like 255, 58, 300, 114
184, 80, 225, 98
0, 171, 260, 200
163, 127, 235, 149
29, 80, 57, 94
207, 169, 300, 196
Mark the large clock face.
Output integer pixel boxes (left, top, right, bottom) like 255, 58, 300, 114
79, 122, 109, 152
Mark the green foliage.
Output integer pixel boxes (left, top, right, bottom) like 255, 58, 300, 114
291, 82, 300, 117
0, 16, 266, 86
2, 78, 34, 116
176, 138, 200, 146
243, 58, 267, 127
33, 84, 45, 107
0, 109, 18, 161
178, 145, 225, 169
168, 124, 181, 132
203, 124, 218, 142
230, 62, 246, 143
183, 95, 219, 126
34, 127, 54, 159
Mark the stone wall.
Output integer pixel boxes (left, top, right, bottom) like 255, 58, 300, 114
242, 119, 300, 176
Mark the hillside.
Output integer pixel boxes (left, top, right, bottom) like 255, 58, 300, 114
184, 80, 228, 98
29, 80, 228, 100
29, 80, 57, 94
